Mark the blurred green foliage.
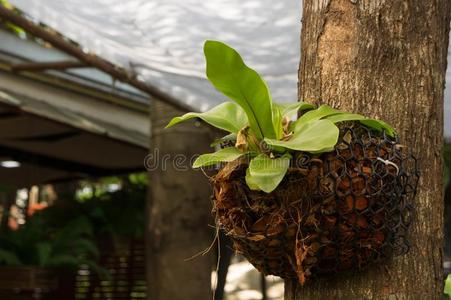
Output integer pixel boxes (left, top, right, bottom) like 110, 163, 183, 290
0, 215, 104, 275
77, 174, 147, 237
0, 172, 146, 275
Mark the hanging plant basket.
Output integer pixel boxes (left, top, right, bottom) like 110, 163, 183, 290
166, 40, 420, 284
211, 123, 418, 283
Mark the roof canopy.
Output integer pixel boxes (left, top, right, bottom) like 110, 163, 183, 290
0, 89, 147, 187
0, 30, 150, 187
7, 0, 451, 139
8, 0, 301, 111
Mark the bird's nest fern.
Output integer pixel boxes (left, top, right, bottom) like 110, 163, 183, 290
166, 41, 395, 193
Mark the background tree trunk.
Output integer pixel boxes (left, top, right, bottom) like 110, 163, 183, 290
286, 0, 450, 299
147, 100, 216, 300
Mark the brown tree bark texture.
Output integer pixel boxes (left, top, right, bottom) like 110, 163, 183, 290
286, 0, 450, 299
147, 100, 215, 300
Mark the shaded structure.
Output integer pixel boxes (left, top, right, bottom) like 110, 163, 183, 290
0, 16, 151, 300
0, 29, 149, 188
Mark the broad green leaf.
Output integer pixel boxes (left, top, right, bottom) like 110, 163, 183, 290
325, 113, 396, 137
166, 102, 247, 134
204, 40, 276, 139
360, 119, 395, 137
272, 102, 315, 140
272, 104, 284, 139
324, 112, 366, 123
193, 147, 245, 168
445, 274, 451, 297
275, 102, 315, 118
245, 167, 260, 191
248, 153, 291, 193
292, 105, 396, 138
292, 104, 339, 132
265, 119, 339, 153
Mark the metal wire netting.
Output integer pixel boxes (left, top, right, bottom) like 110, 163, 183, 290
212, 123, 419, 284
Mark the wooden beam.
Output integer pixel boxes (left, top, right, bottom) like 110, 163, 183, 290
0, 143, 144, 176
10, 60, 87, 72
0, 5, 193, 112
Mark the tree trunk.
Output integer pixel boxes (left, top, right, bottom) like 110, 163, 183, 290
286, 0, 450, 299
147, 100, 216, 300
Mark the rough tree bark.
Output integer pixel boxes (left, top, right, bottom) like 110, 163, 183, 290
286, 0, 450, 299
147, 100, 216, 300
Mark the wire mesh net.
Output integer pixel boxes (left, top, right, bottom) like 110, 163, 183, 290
212, 122, 419, 284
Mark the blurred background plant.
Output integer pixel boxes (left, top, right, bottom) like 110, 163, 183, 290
0, 172, 147, 275
0, 215, 100, 271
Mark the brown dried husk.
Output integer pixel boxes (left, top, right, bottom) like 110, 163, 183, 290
211, 123, 418, 284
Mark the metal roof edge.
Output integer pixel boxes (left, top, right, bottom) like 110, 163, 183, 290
0, 30, 151, 111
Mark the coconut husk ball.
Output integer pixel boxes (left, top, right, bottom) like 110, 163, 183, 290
211, 123, 418, 284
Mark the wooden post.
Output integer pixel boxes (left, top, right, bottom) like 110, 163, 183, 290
146, 100, 216, 300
